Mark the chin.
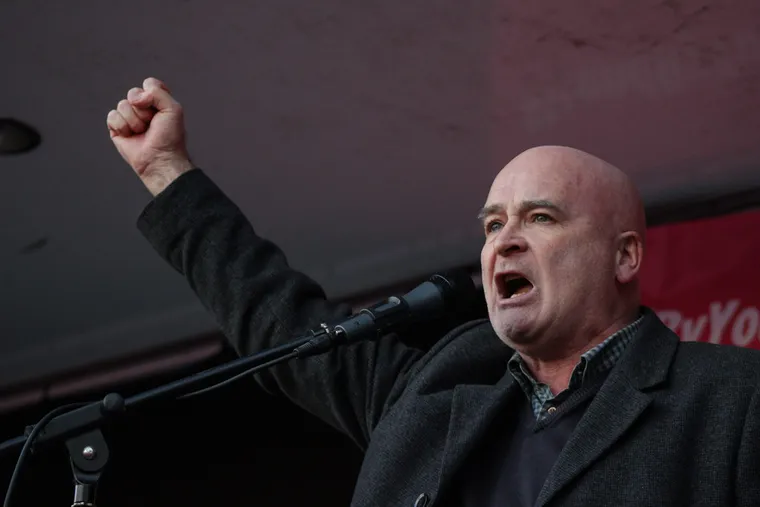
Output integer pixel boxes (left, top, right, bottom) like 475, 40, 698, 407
491, 315, 536, 348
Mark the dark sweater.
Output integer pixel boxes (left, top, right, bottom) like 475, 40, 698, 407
457, 376, 606, 506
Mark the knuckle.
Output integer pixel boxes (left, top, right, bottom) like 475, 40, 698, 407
107, 110, 122, 123
143, 77, 160, 89
127, 87, 144, 102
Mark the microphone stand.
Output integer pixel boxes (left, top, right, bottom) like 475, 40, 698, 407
0, 324, 339, 507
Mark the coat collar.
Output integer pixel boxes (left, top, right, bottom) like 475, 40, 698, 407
435, 308, 679, 505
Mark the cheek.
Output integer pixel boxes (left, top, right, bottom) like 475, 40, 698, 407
480, 243, 492, 272
480, 244, 495, 299
544, 237, 609, 290
540, 237, 587, 284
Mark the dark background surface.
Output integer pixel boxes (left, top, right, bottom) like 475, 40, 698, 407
3, 0, 760, 394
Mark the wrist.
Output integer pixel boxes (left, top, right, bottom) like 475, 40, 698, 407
143, 157, 195, 197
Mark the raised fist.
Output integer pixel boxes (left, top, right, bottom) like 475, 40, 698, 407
107, 77, 194, 196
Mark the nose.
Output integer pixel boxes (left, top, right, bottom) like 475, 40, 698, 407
493, 225, 528, 257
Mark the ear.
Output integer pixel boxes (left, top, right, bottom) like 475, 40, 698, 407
615, 231, 643, 284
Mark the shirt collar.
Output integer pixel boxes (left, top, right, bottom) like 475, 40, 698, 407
507, 314, 645, 400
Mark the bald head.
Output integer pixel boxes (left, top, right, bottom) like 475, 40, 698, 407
480, 145, 646, 357
492, 145, 646, 243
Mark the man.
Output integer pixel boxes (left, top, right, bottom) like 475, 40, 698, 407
107, 77, 760, 506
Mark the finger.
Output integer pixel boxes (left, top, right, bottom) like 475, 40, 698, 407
116, 99, 147, 134
126, 88, 155, 122
133, 106, 155, 124
130, 77, 178, 112
143, 77, 171, 94
127, 87, 144, 102
106, 110, 131, 137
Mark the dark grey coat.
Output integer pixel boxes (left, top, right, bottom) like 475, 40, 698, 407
138, 170, 760, 506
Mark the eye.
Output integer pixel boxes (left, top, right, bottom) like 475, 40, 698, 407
531, 213, 553, 223
485, 220, 503, 234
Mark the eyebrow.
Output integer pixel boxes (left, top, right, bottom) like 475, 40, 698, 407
477, 204, 504, 222
476, 199, 564, 222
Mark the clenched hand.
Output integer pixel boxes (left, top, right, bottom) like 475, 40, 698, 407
107, 77, 194, 196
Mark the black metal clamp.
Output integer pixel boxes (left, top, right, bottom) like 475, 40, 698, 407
66, 429, 109, 507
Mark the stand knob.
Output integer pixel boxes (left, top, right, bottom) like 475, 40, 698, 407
82, 446, 96, 460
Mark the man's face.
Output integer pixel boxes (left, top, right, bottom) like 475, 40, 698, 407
479, 161, 617, 354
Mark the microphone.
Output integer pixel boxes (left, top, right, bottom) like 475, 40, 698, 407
295, 269, 477, 356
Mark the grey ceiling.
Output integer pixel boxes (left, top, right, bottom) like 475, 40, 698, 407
1, 0, 759, 389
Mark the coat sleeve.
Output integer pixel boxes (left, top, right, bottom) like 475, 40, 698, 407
736, 387, 760, 506
136, 169, 422, 449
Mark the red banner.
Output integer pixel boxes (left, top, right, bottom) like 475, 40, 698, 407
640, 208, 760, 349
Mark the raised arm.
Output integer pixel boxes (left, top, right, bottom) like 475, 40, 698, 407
106, 78, 422, 448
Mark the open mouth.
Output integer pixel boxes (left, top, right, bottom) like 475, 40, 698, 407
497, 273, 534, 300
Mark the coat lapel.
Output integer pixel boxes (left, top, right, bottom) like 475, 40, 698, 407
535, 310, 680, 507
437, 373, 521, 495
534, 379, 651, 507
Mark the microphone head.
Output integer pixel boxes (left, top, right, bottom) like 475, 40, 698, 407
402, 268, 478, 317
429, 269, 478, 309
395, 268, 484, 350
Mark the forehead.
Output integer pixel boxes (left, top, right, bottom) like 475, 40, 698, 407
485, 163, 584, 208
